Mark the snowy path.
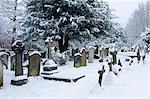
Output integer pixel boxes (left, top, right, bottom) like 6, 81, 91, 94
0, 55, 150, 99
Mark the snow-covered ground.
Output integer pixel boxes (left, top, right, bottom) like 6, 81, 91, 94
0, 54, 150, 99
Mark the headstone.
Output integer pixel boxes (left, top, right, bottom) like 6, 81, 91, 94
70, 48, 75, 61
28, 51, 41, 76
98, 65, 105, 87
88, 46, 94, 63
11, 40, 28, 86
80, 48, 87, 66
137, 49, 141, 63
10, 54, 15, 71
0, 52, 9, 69
94, 45, 99, 55
108, 58, 112, 72
0, 58, 3, 87
110, 48, 117, 65
74, 53, 82, 68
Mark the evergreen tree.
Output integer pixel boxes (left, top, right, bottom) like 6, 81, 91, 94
22, 0, 126, 52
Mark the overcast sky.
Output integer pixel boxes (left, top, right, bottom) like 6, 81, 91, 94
103, 0, 147, 27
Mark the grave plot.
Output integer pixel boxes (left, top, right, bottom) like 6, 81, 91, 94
42, 68, 85, 82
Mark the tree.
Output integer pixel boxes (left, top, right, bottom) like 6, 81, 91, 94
0, 0, 25, 35
22, 0, 126, 52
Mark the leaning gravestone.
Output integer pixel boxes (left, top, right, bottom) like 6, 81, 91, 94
88, 46, 94, 63
74, 53, 82, 68
0, 58, 3, 87
28, 51, 41, 76
98, 65, 105, 87
0, 52, 9, 69
80, 48, 87, 66
11, 40, 28, 86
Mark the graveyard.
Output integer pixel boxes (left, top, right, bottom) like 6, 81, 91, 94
0, 0, 150, 99
0, 40, 150, 99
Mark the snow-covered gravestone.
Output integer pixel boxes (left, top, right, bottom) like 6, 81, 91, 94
74, 53, 82, 68
110, 47, 117, 65
88, 46, 94, 63
0, 52, 9, 69
103, 47, 109, 58
80, 48, 87, 66
94, 45, 99, 55
0, 58, 3, 87
10, 54, 15, 71
11, 40, 28, 86
28, 51, 41, 76
108, 58, 112, 72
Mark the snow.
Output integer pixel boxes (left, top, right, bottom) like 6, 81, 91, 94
12, 75, 27, 81
0, 53, 150, 99
12, 40, 24, 46
29, 51, 41, 56
74, 53, 82, 56
43, 59, 57, 67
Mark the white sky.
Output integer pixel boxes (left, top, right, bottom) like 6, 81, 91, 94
103, 0, 148, 27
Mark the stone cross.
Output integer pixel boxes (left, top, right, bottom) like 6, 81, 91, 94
0, 58, 3, 87
28, 51, 41, 76
45, 37, 53, 59
80, 48, 87, 66
74, 53, 82, 68
88, 46, 94, 63
98, 65, 105, 87
12, 40, 25, 76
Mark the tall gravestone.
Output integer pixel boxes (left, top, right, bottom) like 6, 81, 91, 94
11, 40, 28, 86
74, 53, 82, 68
80, 48, 87, 66
88, 46, 94, 63
28, 51, 41, 76
0, 58, 3, 87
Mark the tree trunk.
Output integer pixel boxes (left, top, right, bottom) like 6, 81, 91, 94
58, 34, 69, 53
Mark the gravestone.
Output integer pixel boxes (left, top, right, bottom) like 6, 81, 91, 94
70, 48, 75, 61
0, 52, 9, 69
80, 48, 87, 66
10, 54, 15, 71
98, 65, 105, 87
108, 58, 112, 72
137, 49, 141, 63
110, 48, 117, 65
28, 51, 41, 76
94, 45, 99, 54
74, 53, 82, 68
88, 46, 94, 63
11, 40, 28, 86
0, 58, 3, 87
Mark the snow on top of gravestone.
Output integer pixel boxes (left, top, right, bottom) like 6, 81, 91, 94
0, 52, 8, 56
12, 75, 27, 81
109, 47, 116, 52
74, 53, 82, 56
29, 51, 41, 56
89, 46, 95, 49
43, 59, 57, 67
80, 47, 86, 53
12, 40, 23, 46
